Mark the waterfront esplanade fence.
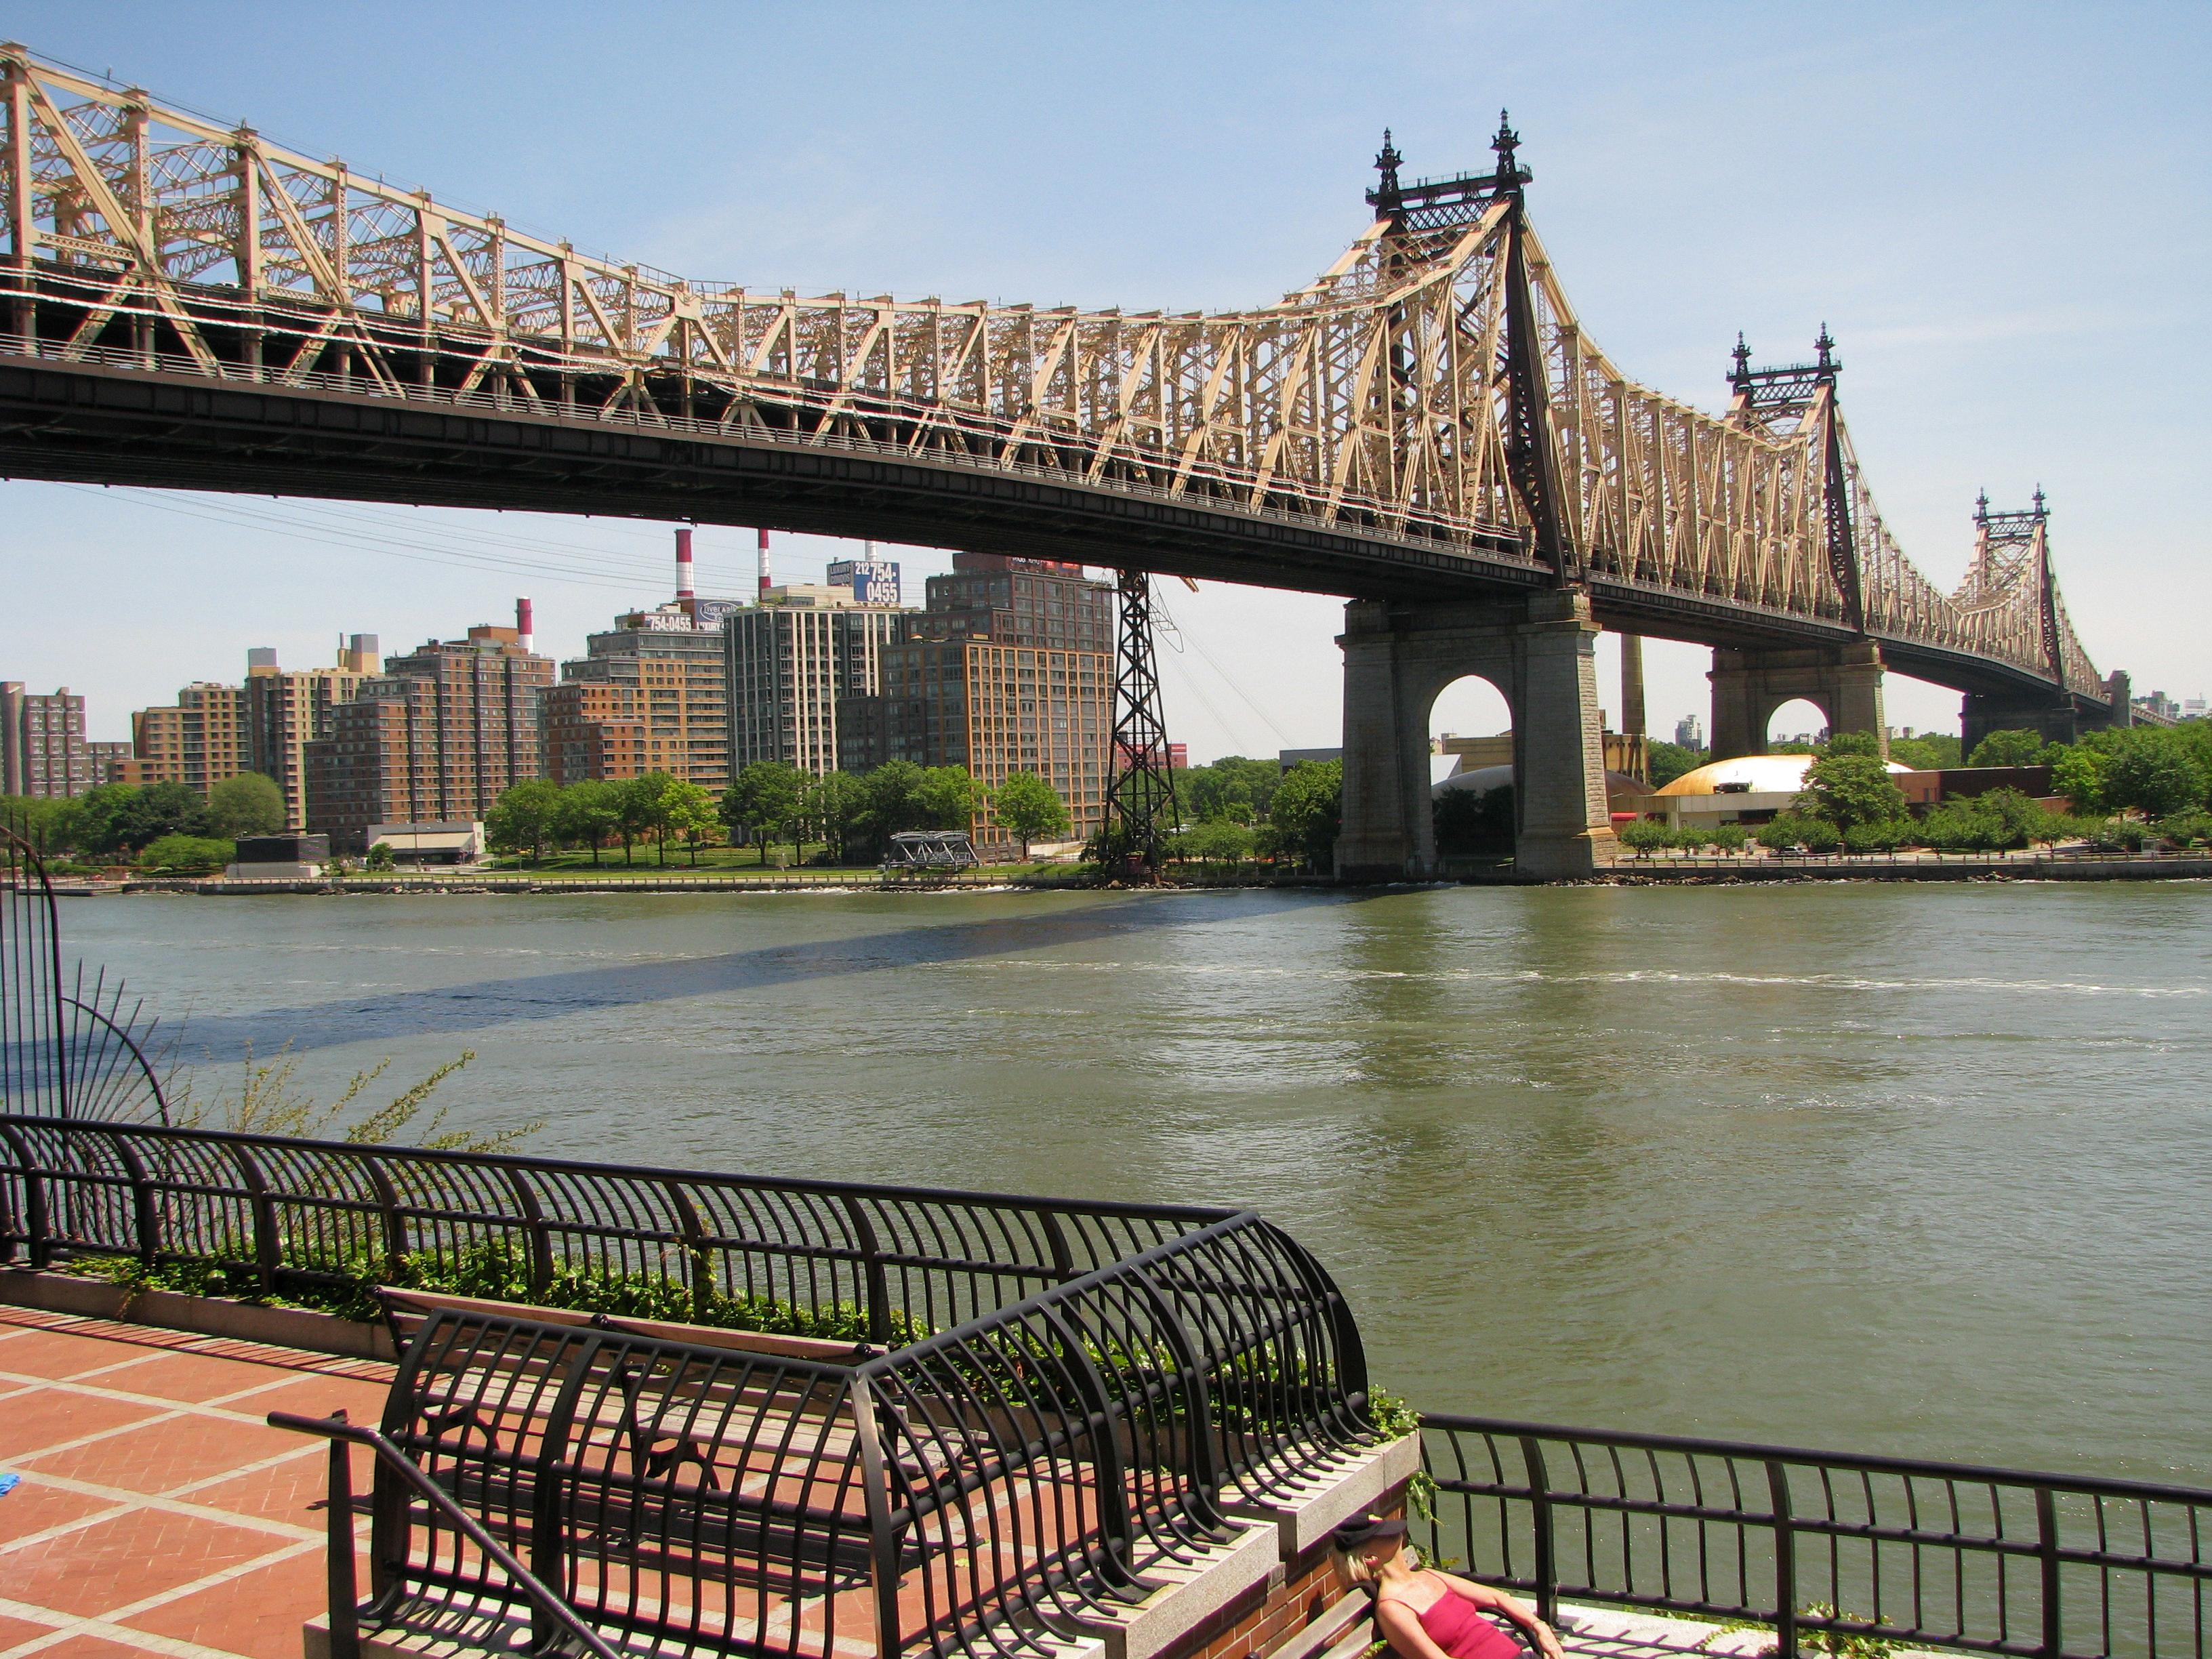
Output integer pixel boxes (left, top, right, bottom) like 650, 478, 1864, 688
0, 1114, 1374, 1659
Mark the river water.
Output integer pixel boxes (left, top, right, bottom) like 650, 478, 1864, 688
59, 881, 2212, 1486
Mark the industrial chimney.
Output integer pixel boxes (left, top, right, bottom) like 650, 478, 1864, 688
675, 527, 696, 600
516, 596, 535, 653
757, 527, 772, 599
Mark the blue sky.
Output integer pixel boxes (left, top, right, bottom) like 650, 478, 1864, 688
2, 1, 2205, 754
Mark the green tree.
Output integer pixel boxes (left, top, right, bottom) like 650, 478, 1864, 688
1645, 741, 1702, 788
1, 794, 86, 856
1268, 760, 1343, 870
1179, 756, 1282, 825
204, 773, 286, 838
1820, 731, 1885, 760
139, 832, 234, 873
551, 779, 619, 866
803, 771, 869, 865
722, 761, 808, 863
992, 771, 1069, 860
914, 766, 982, 832
1618, 819, 1671, 854
77, 781, 209, 855
1967, 729, 2047, 767
2049, 745, 2107, 813
1797, 752, 1908, 830
2104, 731, 2209, 818
655, 779, 718, 865
1758, 814, 1841, 854
1181, 817, 1253, 865
485, 778, 565, 863
1887, 734, 1962, 771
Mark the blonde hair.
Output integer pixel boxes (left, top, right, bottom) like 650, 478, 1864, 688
1336, 1535, 1399, 1586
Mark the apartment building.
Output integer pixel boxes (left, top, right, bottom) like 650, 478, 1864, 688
305, 614, 552, 851
841, 554, 1113, 848
725, 583, 909, 778
547, 596, 735, 792
1, 683, 89, 798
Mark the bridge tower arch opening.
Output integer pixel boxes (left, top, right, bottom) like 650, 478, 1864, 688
1765, 697, 1832, 750
1336, 592, 1619, 882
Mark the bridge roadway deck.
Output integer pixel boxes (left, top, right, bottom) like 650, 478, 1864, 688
0, 350, 2072, 707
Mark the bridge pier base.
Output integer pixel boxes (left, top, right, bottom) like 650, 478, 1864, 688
1708, 642, 1887, 759
1336, 591, 1618, 882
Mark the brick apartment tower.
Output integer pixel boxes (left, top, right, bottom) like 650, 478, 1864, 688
545, 533, 735, 793
244, 636, 382, 828
840, 554, 1113, 848
0, 683, 89, 798
725, 579, 909, 778
125, 682, 249, 792
306, 611, 553, 852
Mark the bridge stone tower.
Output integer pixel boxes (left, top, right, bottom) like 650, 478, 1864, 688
1337, 592, 1618, 880
1704, 331, 1888, 759
1336, 119, 1618, 881
1708, 642, 1887, 759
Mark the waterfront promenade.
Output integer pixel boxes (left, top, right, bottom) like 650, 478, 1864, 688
0, 1304, 1840, 1659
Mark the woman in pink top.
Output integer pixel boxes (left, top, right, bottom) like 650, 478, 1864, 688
1332, 1515, 1565, 1659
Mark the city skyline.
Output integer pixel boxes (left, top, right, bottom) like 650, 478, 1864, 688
1, 3, 2206, 759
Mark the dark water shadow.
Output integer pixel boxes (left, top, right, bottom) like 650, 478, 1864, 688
169, 887, 1392, 1061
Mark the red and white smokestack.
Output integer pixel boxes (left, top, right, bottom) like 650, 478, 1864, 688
757, 527, 772, 598
674, 527, 696, 600
516, 596, 535, 653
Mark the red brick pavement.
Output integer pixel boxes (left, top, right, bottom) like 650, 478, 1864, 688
0, 1306, 388, 1659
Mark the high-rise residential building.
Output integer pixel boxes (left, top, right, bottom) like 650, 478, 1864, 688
244, 636, 381, 829
305, 609, 553, 852
1674, 714, 1704, 750
84, 741, 131, 785
725, 581, 910, 778
1, 683, 89, 798
548, 583, 738, 793
840, 554, 1113, 850
126, 682, 250, 792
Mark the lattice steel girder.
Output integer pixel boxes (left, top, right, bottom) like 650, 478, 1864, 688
0, 44, 2106, 701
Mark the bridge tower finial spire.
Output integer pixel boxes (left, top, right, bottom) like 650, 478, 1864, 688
1370, 129, 1404, 217
1492, 109, 1524, 190
2033, 484, 2047, 519
1815, 323, 1838, 381
1729, 333, 1751, 390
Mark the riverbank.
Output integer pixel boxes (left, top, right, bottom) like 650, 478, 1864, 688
64, 848, 2212, 894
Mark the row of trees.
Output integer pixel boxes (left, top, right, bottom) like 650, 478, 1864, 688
3, 775, 287, 865
485, 761, 1082, 867
1622, 726, 2212, 857
1152, 758, 1343, 869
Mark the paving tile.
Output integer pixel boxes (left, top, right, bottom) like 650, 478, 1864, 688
0, 1612, 65, 1650
0, 1390, 169, 1460
0, 1504, 292, 1618
121, 1541, 359, 1659
89, 1349, 300, 1406
233, 1372, 396, 1428
20, 1412, 295, 1496
17, 1637, 176, 1659
184, 1445, 366, 1526
0, 1328, 152, 1382
0, 1475, 122, 1544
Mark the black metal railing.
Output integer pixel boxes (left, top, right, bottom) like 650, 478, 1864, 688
2, 823, 172, 1122
0, 1114, 1248, 1341
274, 1218, 1371, 1659
1420, 1415, 2210, 1659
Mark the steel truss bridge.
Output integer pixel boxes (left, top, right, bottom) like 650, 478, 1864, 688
0, 46, 2115, 715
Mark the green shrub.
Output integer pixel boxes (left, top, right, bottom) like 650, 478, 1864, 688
2085, 818, 2146, 853
1706, 823, 1750, 853
139, 833, 234, 873
2152, 811, 2212, 848
1618, 819, 1673, 853
1758, 815, 1839, 854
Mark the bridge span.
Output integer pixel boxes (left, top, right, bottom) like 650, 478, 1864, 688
0, 47, 2132, 875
